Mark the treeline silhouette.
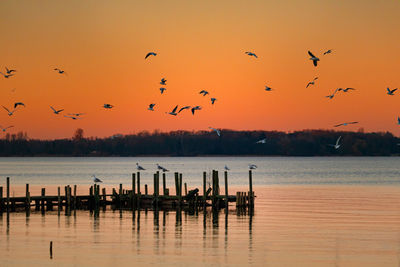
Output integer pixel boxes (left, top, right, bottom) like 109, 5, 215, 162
0, 129, 399, 156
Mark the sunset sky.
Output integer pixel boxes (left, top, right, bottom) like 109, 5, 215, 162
0, 0, 399, 139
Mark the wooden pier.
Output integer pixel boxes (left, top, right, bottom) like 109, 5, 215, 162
0, 170, 255, 215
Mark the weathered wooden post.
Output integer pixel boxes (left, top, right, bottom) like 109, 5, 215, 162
73, 185, 77, 210
212, 170, 216, 208
203, 172, 206, 207
57, 187, 61, 214
25, 184, 30, 212
145, 184, 148, 195
179, 173, 183, 206
0, 186, 3, 213
41, 188, 46, 213
50, 241, 53, 259
131, 173, 136, 209
249, 170, 253, 208
6, 177, 10, 214
162, 173, 166, 195
102, 188, 106, 204
137, 172, 141, 208
67, 186, 71, 210
184, 183, 187, 196
224, 171, 228, 209
174, 172, 179, 197
89, 186, 93, 211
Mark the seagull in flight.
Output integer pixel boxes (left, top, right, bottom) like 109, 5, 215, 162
256, 138, 267, 144
148, 103, 155, 111
103, 104, 114, 109
92, 175, 103, 183
50, 106, 64, 114
64, 115, 79, 120
156, 164, 169, 172
199, 90, 209, 96
160, 87, 166, 94
0, 72, 14, 78
249, 164, 257, 170
245, 51, 258, 58
178, 106, 190, 113
210, 98, 217, 105
68, 113, 85, 117
209, 127, 221, 136
326, 88, 340, 99
328, 136, 342, 150
167, 105, 178, 116
14, 102, 25, 109
0, 125, 13, 132
5, 67, 16, 74
54, 68, 66, 75
2, 106, 16, 116
191, 106, 202, 115
338, 87, 355, 93
160, 78, 167, 85
265, 85, 273, 91
334, 122, 358, 127
145, 52, 157, 59
136, 162, 146, 171
308, 51, 320, 67
224, 165, 230, 171
306, 77, 318, 88
387, 88, 398, 96
323, 49, 333, 55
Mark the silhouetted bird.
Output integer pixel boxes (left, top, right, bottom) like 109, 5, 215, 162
54, 68, 66, 74
167, 105, 178, 116
210, 98, 217, 104
145, 52, 157, 59
160, 78, 167, 85
209, 127, 221, 136
334, 122, 358, 127
50, 106, 64, 114
178, 106, 190, 113
323, 49, 332, 55
5, 67, 16, 74
156, 164, 169, 172
0, 72, 14, 78
191, 106, 201, 115
308, 51, 320, 66
92, 175, 103, 183
136, 162, 145, 170
2, 106, 16, 116
387, 88, 397, 96
306, 77, 318, 88
14, 102, 25, 109
245, 51, 258, 58
199, 90, 209, 96
148, 104, 155, 111
103, 104, 114, 109
160, 87, 166, 94
328, 136, 342, 149
0, 125, 13, 132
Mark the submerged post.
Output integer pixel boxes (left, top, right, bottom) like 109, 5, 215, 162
184, 183, 187, 196
145, 184, 148, 195
179, 173, 183, 205
162, 173, 166, 195
41, 188, 46, 213
50, 241, 53, 259
57, 187, 61, 214
25, 184, 30, 212
0, 186, 3, 213
174, 172, 179, 197
132, 173, 136, 209
203, 172, 206, 206
73, 185, 77, 210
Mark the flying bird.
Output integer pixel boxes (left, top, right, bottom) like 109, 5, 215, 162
323, 49, 333, 55
328, 136, 342, 150
191, 106, 202, 115
338, 87, 355, 93
54, 68, 66, 74
256, 138, 266, 144
326, 88, 340, 99
103, 104, 114, 109
14, 102, 25, 109
148, 104, 155, 111
386, 88, 398, 96
398, 116, 400, 125
334, 122, 358, 127
210, 98, 217, 105
64, 115, 79, 120
156, 164, 169, 172
68, 113, 85, 117
178, 106, 191, 113
0, 125, 13, 132
224, 165, 230, 171
306, 77, 318, 88
160, 78, 167, 85
167, 105, 178, 116
199, 90, 209, 96
265, 85, 273, 91
308, 51, 320, 67
2, 106, 16, 116
209, 127, 221, 136
145, 52, 157, 59
0, 72, 14, 78
249, 164, 257, 170
5, 67, 16, 74
136, 162, 146, 171
245, 51, 258, 58
92, 175, 103, 183
50, 106, 64, 114
160, 87, 166, 94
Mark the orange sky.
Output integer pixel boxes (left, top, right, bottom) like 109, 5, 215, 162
0, 0, 399, 139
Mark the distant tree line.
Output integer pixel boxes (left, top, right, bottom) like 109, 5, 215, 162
0, 128, 399, 156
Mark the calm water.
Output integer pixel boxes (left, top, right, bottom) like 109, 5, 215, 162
1, 157, 400, 266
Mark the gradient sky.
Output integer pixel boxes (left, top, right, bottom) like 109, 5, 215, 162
0, 0, 399, 139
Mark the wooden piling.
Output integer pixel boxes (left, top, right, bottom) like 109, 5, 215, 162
57, 187, 61, 214
73, 185, 77, 210
145, 184, 148, 195
184, 183, 187, 196
67, 186, 71, 210
224, 171, 228, 208
137, 172, 141, 194
6, 177, 10, 213
162, 173, 166, 195
25, 184, 30, 211
203, 172, 206, 206
179, 173, 183, 205
131, 173, 136, 209
0, 186, 3, 213
174, 172, 179, 196
89, 186, 93, 210
50, 241, 53, 259
249, 170, 253, 207
41, 188, 45, 212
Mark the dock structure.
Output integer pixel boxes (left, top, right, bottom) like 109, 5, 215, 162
0, 170, 255, 214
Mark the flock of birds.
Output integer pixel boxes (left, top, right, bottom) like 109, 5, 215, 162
1, 49, 399, 154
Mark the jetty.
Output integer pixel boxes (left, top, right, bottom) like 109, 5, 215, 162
0, 170, 255, 215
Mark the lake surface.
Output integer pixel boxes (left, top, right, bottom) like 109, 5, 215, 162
1, 157, 400, 266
